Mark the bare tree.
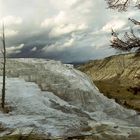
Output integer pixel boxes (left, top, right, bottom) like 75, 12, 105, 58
105, 0, 140, 11
111, 26, 140, 52
105, 0, 140, 53
1, 24, 6, 109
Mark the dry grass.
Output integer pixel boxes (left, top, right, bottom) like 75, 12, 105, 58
0, 102, 12, 113
94, 78, 140, 111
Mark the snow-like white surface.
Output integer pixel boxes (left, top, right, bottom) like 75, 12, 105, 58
0, 77, 88, 137
0, 59, 139, 138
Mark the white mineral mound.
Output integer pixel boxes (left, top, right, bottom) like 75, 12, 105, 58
0, 59, 139, 139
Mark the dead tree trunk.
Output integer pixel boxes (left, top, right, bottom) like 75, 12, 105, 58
1, 24, 6, 109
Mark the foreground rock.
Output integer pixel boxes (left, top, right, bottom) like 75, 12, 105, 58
78, 53, 140, 111
0, 58, 139, 139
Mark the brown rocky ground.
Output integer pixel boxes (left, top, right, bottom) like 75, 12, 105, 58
78, 53, 140, 111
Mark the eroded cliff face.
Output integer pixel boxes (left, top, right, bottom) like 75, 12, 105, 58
78, 53, 140, 111
0, 58, 139, 140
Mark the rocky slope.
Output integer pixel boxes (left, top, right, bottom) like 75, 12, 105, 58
78, 53, 140, 111
0, 58, 140, 140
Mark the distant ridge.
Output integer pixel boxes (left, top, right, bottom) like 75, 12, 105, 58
78, 52, 140, 111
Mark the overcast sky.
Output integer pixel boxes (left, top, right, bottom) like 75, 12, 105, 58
0, 0, 139, 63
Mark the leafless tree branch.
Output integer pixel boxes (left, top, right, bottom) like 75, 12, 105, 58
105, 0, 140, 11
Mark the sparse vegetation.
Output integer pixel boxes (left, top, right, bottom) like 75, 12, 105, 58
0, 128, 45, 140
130, 86, 140, 95
78, 53, 140, 111
0, 135, 45, 140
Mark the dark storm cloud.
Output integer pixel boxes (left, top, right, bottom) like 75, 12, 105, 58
0, 0, 139, 63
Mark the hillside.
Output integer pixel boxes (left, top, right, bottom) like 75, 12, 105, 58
0, 59, 140, 139
78, 53, 140, 111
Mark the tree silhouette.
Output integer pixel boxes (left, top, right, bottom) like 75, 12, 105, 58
1, 24, 6, 109
106, 0, 140, 53
111, 25, 140, 52
105, 0, 140, 11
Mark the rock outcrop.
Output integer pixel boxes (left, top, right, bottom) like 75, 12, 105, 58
0, 58, 139, 139
78, 53, 140, 111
